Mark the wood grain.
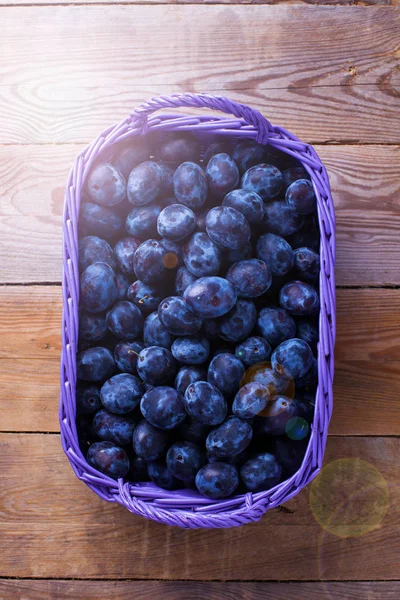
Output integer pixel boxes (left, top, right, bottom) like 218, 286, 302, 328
0, 6, 399, 144
0, 434, 399, 579
0, 580, 399, 600
1, 144, 399, 285
0, 286, 399, 435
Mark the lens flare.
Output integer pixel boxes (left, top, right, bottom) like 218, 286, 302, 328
285, 416, 309, 440
162, 252, 178, 269
240, 361, 295, 399
310, 458, 389, 538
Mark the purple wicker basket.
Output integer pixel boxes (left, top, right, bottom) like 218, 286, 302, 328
60, 93, 336, 529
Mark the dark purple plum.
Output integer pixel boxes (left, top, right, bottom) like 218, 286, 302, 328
184, 276, 237, 319
296, 318, 318, 353
80, 262, 118, 313
271, 338, 313, 379
256, 233, 294, 277
235, 336, 271, 367
158, 134, 200, 166
254, 395, 299, 436
206, 153, 239, 200
100, 372, 144, 414
286, 216, 320, 253
86, 163, 126, 207
125, 204, 162, 240
241, 163, 282, 201
171, 336, 210, 365
140, 386, 186, 430
112, 139, 150, 179
257, 307, 296, 348
184, 381, 227, 426
179, 417, 211, 444
173, 162, 208, 210
93, 409, 136, 446
87, 441, 130, 479
174, 366, 206, 396
222, 189, 264, 225
240, 453, 282, 492
282, 165, 310, 191
78, 236, 117, 272
127, 280, 163, 314
295, 356, 318, 389
274, 437, 309, 474
261, 199, 304, 237
158, 296, 203, 336
106, 301, 143, 341
77, 347, 115, 383
129, 455, 149, 482
114, 236, 141, 274
80, 203, 123, 240
201, 318, 220, 340
157, 162, 174, 195
160, 238, 183, 269
195, 208, 208, 232
293, 391, 315, 423
147, 460, 179, 490
203, 141, 232, 164
157, 204, 196, 240
174, 266, 198, 296
280, 280, 320, 316
221, 241, 252, 267
133, 239, 169, 284
76, 385, 102, 415
114, 341, 144, 374
206, 416, 252, 457
243, 363, 292, 397
226, 259, 272, 298
183, 232, 221, 277
166, 441, 205, 481
137, 346, 176, 386
219, 299, 257, 343
79, 312, 107, 342
143, 312, 174, 349
207, 353, 245, 397
115, 272, 133, 300
133, 419, 170, 461
293, 247, 320, 283
232, 140, 265, 174
232, 382, 270, 419
206, 206, 250, 250
286, 179, 316, 215
195, 462, 239, 499
127, 161, 164, 206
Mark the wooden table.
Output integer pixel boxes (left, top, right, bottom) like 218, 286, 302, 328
1, 1, 399, 598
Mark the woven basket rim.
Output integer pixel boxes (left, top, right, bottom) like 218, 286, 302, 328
60, 93, 336, 529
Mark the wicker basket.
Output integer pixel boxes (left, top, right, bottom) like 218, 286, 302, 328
60, 93, 336, 529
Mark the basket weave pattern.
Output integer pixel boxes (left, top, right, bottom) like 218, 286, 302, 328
60, 93, 336, 529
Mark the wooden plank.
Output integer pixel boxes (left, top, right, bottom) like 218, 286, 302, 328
0, 580, 399, 600
0, 286, 399, 435
0, 434, 398, 579
1, 144, 399, 285
0, 6, 399, 144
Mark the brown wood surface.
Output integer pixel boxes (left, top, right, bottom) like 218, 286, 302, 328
1, 0, 399, 592
0, 286, 399, 435
0, 434, 399, 579
1, 144, 399, 285
0, 7, 399, 145
1, 580, 400, 600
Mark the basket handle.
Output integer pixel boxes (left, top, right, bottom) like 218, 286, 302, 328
132, 93, 272, 145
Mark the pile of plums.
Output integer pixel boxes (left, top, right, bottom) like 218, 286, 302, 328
76, 132, 320, 499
